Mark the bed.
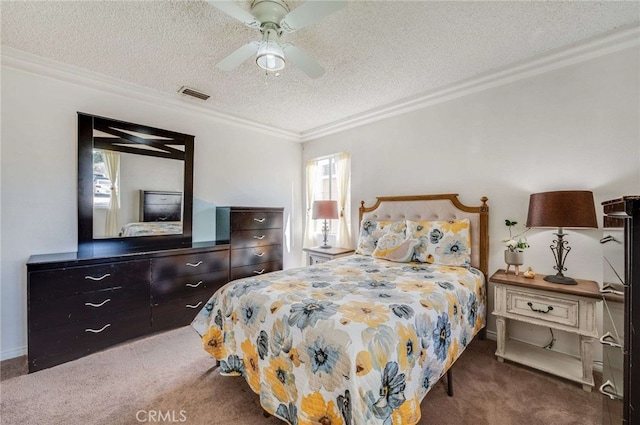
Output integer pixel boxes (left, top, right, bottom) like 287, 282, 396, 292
192, 194, 489, 425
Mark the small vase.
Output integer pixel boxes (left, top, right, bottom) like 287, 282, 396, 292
504, 250, 524, 275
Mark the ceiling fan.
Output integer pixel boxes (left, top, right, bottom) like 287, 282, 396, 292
206, 0, 346, 78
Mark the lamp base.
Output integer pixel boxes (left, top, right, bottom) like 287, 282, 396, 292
319, 245, 332, 249
543, 274, 578, 285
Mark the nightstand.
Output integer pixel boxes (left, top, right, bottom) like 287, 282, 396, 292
490, 269, 601, 391
303, 247, 355, 265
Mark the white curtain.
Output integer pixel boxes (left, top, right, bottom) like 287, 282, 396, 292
103, 150, 120, 237
302, 159, 318, 249
334, 152, 352, 249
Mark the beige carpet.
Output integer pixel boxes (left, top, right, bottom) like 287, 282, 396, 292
0, 326, 601, 425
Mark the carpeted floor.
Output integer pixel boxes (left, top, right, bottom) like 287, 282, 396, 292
0, 326, 601, 425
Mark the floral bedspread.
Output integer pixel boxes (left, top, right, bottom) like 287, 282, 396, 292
191, 255, 486, 425
118, 221, 182, 237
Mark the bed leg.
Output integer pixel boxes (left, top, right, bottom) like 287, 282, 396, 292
479, 327, 487, 340
446, 369, 453, 397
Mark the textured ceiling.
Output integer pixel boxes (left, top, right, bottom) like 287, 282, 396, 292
2, 1, 639, 136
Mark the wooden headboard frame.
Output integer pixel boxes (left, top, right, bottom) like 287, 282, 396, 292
358, 194, 489, 277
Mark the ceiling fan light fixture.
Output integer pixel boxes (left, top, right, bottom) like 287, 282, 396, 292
256, 27, 285, 72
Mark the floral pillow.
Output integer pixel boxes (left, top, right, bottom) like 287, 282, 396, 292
355, 219, 406, 256
406, 219, 471, 266
372, 233, 420, 262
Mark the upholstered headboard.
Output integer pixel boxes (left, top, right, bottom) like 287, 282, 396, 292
359, 194, 489, 275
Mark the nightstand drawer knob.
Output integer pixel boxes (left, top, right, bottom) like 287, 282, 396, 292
599, 331, 622, 348
527, 302, 553, 314
599, 380, 620, 400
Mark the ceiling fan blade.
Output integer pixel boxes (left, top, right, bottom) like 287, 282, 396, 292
282, 44, 325, 79
216, 41, 260, 71
205, 0, 260, 28
280, 0, 347, 33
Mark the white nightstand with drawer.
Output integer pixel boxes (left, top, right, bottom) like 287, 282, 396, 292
490, 269, 601, 391
303, 247, 355, 265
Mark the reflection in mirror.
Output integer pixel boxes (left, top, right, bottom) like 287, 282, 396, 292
92, 149, 184, 238
78, 113, 194, 253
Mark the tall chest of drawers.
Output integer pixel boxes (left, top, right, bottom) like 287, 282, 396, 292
216, 207, 284, 280
27, 242, 229, 372
600, 196, 640, 424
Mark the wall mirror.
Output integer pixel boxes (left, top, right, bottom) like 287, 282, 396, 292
78, 113, 194, 254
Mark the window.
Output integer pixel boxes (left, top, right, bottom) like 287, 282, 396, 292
304, 152, 352, 249
93, 149, 118, 208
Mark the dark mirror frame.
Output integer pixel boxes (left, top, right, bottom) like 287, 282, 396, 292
77, 113, 194, 255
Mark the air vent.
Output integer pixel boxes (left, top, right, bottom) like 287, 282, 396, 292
178, 86, 210, 101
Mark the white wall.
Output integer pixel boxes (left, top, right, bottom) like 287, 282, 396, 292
302, 46, 640, 359
0, 65, 303, 360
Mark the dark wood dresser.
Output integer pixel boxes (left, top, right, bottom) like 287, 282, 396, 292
26, 241, 229, 373
600, 196, 640, 424
139, 190, 182, 222
216, 207, 284, 280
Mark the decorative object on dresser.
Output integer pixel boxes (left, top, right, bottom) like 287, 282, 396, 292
526, 190, 598, 285
490, 269, 601, 391
600, 196, 639, 424
311, 199, 339, 248
302, 246, 354, 265
216, 207, 284, 280
26, 242, 229, 373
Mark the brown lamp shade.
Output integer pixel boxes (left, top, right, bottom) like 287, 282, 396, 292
312, 200, 339, 220
526, 190, 597, 229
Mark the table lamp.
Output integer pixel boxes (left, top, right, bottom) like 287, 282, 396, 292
312, 200, 339, 249
526, 190, 597, 285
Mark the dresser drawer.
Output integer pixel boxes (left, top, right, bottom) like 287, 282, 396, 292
506, 288, 579, 328
230, 261, 283, 281
28, 306, 151, 367
30, 282, 149, 330
151, 270, 228, 305
143, 204, 181, 222
230, 245, 283, 268
231, 228, 282, 249
29, 260, 149, 300
152, 292, 212, 331
231, 211, 283, 231
143, 191, 182, 205
152, 249, 229, 280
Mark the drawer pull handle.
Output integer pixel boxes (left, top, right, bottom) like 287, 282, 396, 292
600, 282, 624, 296
85, 324, 111, 333
599, 380, 620, 400
186, 281, 203, 288
599, 331, 622, 348
254, 235, 266, 240
186, 302, 203, 309
254, 218, 266, 223
254, 252, 265, 257
527, 302, 553, 314
253, 269, 266, 275
599, 235, 618, 244
85, 273, 111, 281
85, 299, 111, 308
160, 197, 168, 201
186, 261, 203, 267
158, 216, 168, 221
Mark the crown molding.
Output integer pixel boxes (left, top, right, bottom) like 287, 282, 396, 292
0, 46, 300, 141
299, 24, 640, 142
2, 23, 639, 143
